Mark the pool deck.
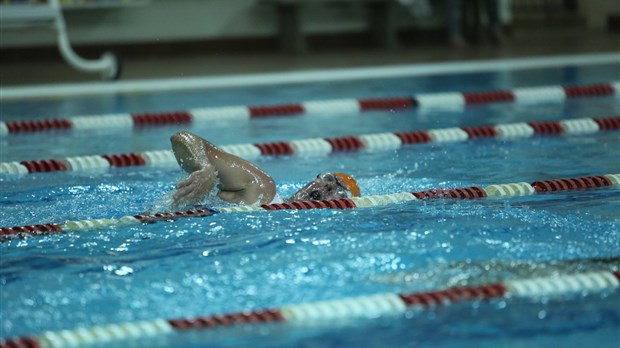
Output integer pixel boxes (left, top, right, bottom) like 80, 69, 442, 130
0, 25, 618, 87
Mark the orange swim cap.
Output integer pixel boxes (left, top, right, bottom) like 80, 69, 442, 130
334, 172, 361, 197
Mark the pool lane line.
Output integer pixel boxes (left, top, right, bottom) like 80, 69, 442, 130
2, 52, 619, 100
1, 115, 618, 175
1, 269, 619, 348
1, 173, 618, 240
1, 80, 618, 137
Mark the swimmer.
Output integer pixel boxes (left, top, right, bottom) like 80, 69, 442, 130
170, 131, 361, 207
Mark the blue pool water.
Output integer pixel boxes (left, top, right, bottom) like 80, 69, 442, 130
1, 61, 620, 347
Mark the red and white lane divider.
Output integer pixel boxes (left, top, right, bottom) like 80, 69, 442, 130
1, 81, 618, 137
1, 174, 618, 240
1, 116, 618, 175
1, 269, 618, 348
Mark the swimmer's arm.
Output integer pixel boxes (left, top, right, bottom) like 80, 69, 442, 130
217, 181, 264, 205
171, 132, 274, 205
204, 149, 269, 203
172, 166, 218, 207
172, 159, 259, 206
214, 164, 265, 204
171, 137, 251, 205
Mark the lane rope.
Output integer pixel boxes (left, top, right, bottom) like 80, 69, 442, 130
0, 81, 617, 137
1, 268, 618, 347
1, 174, 618, 240
1, 116, 618, 175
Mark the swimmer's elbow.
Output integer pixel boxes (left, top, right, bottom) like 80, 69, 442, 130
170, 131, 195, 145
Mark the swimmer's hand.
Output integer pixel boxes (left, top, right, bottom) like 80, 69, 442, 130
172, 168, 217, 208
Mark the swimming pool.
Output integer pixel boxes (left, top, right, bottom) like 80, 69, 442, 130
1, 55, 619, 347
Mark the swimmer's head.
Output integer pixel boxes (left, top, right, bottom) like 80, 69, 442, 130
287, 172, 360, 202
333, 172, 361, 197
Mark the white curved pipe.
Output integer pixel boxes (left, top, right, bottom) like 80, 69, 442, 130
50, 0, 118, 79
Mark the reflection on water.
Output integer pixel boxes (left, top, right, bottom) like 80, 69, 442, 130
373, 257, 620, 288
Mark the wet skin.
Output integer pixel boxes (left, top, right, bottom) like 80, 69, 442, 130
286, 173, 350, 202
170, 131, 351, 207
170, 131, 277, 206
